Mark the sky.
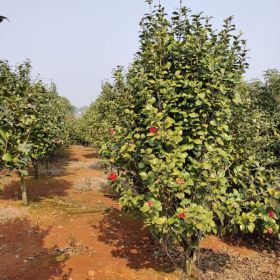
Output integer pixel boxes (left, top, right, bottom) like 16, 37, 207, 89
1, 0, 280, 107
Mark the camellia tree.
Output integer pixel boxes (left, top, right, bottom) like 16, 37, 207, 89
0, 61, 35, 205
0, 60, 73, 204
70, 117, 88, 145
105, 3, 250, 275
78, 2, 280, 277
29, 81, 74, 178
228, 70, 280, 235
232, 70, 280, 171
80, 66, 131, 151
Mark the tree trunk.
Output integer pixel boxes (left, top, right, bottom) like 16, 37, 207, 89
33, 161, 39, 179
183, 248, 197, 278
182, 235, 200, 279
20, 174, 28, 206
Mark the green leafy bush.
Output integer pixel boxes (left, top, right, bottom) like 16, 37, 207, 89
0, 60, 73, 204
77, 2, 280, 276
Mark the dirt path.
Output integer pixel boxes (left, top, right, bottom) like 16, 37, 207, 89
0, 146, 177, 280
0, 146, 279, 280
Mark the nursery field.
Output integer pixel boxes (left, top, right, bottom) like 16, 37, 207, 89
0, 146, 279, 280
1, 1, 280, 279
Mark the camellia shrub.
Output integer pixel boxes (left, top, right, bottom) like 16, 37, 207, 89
232, 70, 280, 172
0, 60, 73, 204
29, 81, 74, 178
80, 66, 131, 152
79, 1, 280, 276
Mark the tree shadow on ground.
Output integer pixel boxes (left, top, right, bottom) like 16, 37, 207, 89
0, 178, 72, 203
222, 233, 280, 257
38, 148, 77, 177
93, 209, 175, 273
94, 209, 234, 278
0, 218, 71, 280
83, 151, 99, 159
49, 147, 79, 163
30, 146, 85, 179
0, 146, 77, 204
99, 183, 119, 200
88, 161, 107, 171
196, 248, 231, 273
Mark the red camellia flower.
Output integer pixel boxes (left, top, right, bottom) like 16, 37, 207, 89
268, 210, 275, 218
178, 213, 185, 219
108, 173, 118, 182
267, 227, 273, 235
149, 127, 157, 134
147, 200, 153, 206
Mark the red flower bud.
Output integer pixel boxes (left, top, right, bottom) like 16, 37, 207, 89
147, 200, 153, 206
149, 127, 157, 134
267, 227, 273, 235
178, 213, 185, 219
108, 173, 118, 182
268, 210, 275, 218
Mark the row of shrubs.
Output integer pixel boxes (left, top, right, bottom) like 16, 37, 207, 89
0, 60, 74, 204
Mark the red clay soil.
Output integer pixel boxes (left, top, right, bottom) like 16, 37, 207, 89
0, 145, 279, 280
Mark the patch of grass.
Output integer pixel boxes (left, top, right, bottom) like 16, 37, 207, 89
68, 161, 92, 170
54, 253, 68, 263
74, 178, 97, 192
0, 206, 29, 222
30, 196, 108, 216
89, 160, 107, 170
